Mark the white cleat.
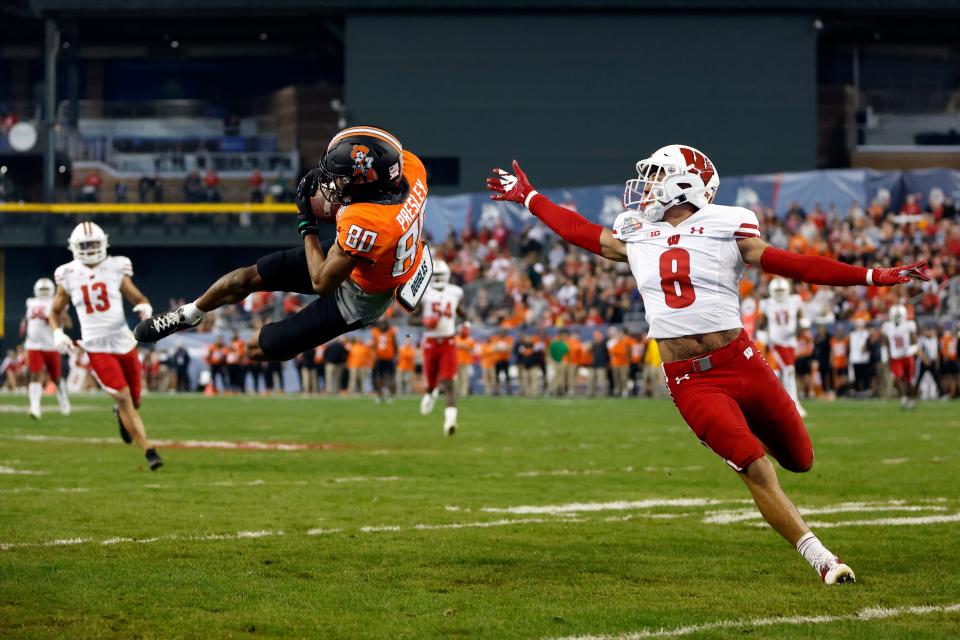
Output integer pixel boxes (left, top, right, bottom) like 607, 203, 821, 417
420, 391, 438, 415
821, 560, 856, 585
29, 409, 41, 421
58, 396, 71, 417
444, 422, 456, 436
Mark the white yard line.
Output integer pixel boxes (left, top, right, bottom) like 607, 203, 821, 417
483, 498, 748, 516
704, 501, 948, 525
803, 513, 960, 528
3, 434, 336, 452
0, 466, 47, 475
546, 602, 960, 640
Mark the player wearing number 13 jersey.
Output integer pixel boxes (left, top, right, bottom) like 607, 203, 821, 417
51, 222, 164, 470
489, 145, 928, 585
134, 126, 430, 363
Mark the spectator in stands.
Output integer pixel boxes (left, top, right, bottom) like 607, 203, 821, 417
172, 340, 191, 392
394, 337, 414, 395
323, 338, 348, 395
250, 169, 264, 203
184, 170, 204, 203
203, 168, 222, 202
80, 171, 102, 203
115, 181, 128, 203
588, 330, 610, 397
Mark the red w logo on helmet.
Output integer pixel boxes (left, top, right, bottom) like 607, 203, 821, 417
679, 146, 715, 185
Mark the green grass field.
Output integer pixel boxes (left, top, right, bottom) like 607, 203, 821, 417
1, 393, 959, 639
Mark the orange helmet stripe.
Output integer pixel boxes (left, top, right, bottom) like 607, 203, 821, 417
329, 126, 402, 154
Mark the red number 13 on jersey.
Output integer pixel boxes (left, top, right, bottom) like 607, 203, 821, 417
659, 248, 696, 309
81, 282, 111, 313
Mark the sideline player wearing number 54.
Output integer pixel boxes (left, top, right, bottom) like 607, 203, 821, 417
488, 146, 928, 585
134, 126, 432, 361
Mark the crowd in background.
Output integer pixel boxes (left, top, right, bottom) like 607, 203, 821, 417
4, 183, 960, 401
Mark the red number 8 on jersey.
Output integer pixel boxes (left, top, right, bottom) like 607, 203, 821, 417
659, 248, 696, 309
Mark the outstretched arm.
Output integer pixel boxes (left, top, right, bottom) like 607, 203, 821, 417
487, 161, 627, 262
737, 236, 928, 286
120, 276, 153, 320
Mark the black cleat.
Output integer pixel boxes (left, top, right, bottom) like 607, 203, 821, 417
145, 448, 164, 471
114, 407, 133, 444
134, 306, 201, 343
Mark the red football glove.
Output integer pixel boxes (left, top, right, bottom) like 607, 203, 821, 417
486, 160, 538, 207
870, 261, 930, 286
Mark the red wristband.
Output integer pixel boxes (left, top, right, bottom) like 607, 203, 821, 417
760, 246, 867, 286
528, 194, 604, 256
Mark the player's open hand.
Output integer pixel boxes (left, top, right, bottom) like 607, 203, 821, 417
872, 260, 930, 286
487, 160, 536, 206
52, 328, 76, 354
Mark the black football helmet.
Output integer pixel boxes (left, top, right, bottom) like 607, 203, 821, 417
318, 126, 405, 205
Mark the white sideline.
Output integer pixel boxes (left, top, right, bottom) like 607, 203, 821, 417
546, 602, 960, 640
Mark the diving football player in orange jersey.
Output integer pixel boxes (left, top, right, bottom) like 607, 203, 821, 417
134, 127, 432, 361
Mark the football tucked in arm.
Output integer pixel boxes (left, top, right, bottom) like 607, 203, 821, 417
309, 189, 341, 224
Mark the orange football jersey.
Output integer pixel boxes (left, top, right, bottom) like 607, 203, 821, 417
336, 150, 428, 294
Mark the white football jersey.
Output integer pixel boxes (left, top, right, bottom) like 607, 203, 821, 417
760, 294, 803, 348
613, 203, 760, 339
848, 328, 871, 365
421, 284, 463, 338
882, 320, 916, 360
24, 297, 56, 351
54, 256, 137, 354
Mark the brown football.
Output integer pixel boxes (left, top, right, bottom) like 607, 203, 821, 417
310, 191, 341, 224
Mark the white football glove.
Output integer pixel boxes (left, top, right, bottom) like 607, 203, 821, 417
132, 303, 153, 320
53, 328, 76, 354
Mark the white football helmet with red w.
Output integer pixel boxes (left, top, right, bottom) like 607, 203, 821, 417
623, 144, 720, 223
68, 221, 109, 265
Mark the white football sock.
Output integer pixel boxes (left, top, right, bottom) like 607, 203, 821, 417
183, 301, 205, 323
28, 382, 42, 415
796, 532, 835, 573
56, 383, 71, 415
444, 406, 458, 426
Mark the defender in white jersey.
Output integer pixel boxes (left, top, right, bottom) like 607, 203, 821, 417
881, 304, 918, 409
418, 260, 465, 435
21, 278, 71, 419
490, 146, 926, 584
759, 278, 807, 417
50, 222, 164, 470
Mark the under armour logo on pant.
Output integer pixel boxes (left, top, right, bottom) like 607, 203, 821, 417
744, 347, 754, 359
674, 374, 691, 384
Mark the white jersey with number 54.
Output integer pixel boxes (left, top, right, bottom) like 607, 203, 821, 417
24, 297, 56, 351
613, 203, 760, 339
54, 256, 137, 353
421, 284, 463, 339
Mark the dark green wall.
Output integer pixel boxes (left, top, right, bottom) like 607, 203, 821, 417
345, 14, 817, 192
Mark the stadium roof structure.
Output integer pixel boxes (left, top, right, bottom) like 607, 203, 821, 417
26, 0, 960, 11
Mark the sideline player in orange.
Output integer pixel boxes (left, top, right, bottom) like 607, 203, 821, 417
371, 318, 398, 403
134, 126, 432, 362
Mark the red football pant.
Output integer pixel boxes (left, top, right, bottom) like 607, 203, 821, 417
772, 345, 796, 366
664, 330, 813, 473
423, 337, 458, 390
27, 350, 62, 380
889, 356, 915, 383
88, 349, 143, 406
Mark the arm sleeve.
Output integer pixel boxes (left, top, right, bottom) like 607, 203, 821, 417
527, 194, 604, 256
760, 247, 870, 286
